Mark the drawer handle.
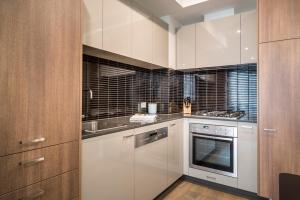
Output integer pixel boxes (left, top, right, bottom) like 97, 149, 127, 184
170, 124, 176, 127
123, 134, 134, 139
19, 157, 45, 167
264, 129, 277, 135
206, 176, 216, 180
241, 125, 253, 129
20, 137, 46, 146
19, 189, 45, 200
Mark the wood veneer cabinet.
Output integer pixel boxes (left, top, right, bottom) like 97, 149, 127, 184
0, 0, 81, 199
259, 39, 300, 200
0, 170, 79, 200
259, 0, 300, 43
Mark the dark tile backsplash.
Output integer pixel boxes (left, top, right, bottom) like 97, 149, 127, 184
83, 54, 257, 122
183, 64, 257, 122
82, 55, 183, 121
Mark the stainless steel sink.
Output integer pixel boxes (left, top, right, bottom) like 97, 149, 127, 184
82, 119, 129, 134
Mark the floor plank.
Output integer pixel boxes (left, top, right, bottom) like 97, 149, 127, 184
163, 181, 248, 200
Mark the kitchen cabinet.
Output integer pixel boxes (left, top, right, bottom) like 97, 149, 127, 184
82, 130, 134, 200
0, 141, 78, 195
259, 39, 300, 200
0, 170, 79, 200
196, 14, 241, 68
153, 19, 169, 68
131, 4, 153, 63
0, 0, 81, 157
259, 0, 300, 43
176, 24, 196, 69
83, 0, 103, 49
241, 10, 257, 64
237, 123, 257, 193
0, 0, 80, 198
103, 0, 132, 57
167, 120, 183, 186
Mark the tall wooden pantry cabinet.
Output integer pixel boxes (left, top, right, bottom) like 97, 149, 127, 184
0, 0, 81, 199
258, 0, 300, 200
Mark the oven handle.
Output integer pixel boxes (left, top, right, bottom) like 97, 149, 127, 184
192, 133, 233, 141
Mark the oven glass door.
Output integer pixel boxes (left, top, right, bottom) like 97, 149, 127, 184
191, 134, 234, 174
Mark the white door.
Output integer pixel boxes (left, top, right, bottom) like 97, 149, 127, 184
82, 130, 134, 200
167, 120, 184, 186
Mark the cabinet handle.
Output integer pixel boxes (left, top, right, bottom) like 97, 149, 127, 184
123, 134, 134, 139
206, 176, 216, 180
89, 88, 93, 100
19, 157, 45, 167
170, 124, 176, 127
241, 125, 253, 129
264, 129, 277, 135
20, 137, 46, 146
19, 189, 45, 200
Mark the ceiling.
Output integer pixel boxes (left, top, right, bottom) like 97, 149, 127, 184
133, 0, 256, 25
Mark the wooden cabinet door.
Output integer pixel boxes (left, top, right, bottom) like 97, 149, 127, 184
153, 19, 169, 68
259, 39, 300, 200
196, 14, 241, 68
241, 10, 257, 64
259, 0, 300, 43
176, 24, 196, 69
0, 0, 81, 156
167, 120, 183, 186
103, 0, 132, 57
131, 3, 153, 63
0, 170, 79, 200
82, 130, 134, 200
0, 141, 78, 195
83, 0, 103, 49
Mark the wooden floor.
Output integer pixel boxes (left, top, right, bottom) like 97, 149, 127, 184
163, 181, 248, 200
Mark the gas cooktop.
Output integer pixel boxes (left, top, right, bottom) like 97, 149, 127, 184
193, 110, 245, 120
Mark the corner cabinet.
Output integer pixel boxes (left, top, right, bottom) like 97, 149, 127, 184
82, 130, 135, 200
103, 0, 132, 57
83, 0, 103, 49
176, 24, 196, 69
167, 120, 184, 186
241, 10, 257, 64
196, 14, 241, 68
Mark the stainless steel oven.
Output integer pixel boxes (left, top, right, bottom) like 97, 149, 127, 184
189, 123, 238, 177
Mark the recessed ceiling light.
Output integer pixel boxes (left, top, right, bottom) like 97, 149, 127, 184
175, 0, 209, 8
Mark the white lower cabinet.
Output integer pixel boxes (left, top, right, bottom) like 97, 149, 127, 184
82, 130, 134, 200
167, 120, 184, 186
82, 120, 183, 200
237, 122, 257, 193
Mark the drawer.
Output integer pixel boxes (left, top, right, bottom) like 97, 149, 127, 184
0, 141, 78, 195
0, 170, 79, 200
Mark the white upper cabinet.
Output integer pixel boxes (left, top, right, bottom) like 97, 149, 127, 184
83, 0, 103, 49
153, 19, 169, 68
103, 0, 132, 57
196, 14, 241, 68
241, 10, 257, 64
131, 4, 153, 63
176, 24, 196, 69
